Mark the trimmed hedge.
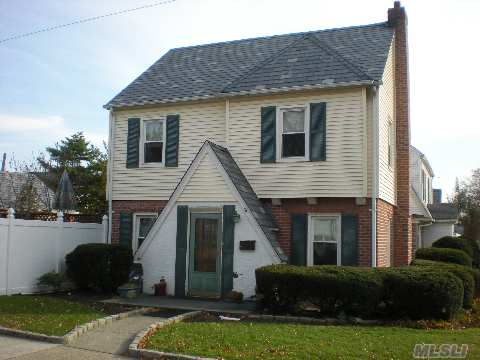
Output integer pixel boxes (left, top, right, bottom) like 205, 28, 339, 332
415, 247, 473, 267
412, 259, 480, 298
432, 236, 474, 258
378, 267, 463, 320
255, 264, 464, 320
66, 243, 133, 292
465, 237, 480, 268
256, 265, 383, 317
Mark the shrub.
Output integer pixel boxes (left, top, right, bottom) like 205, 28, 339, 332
415, 247, 472, 267
410, 259, 475, 308
465, 237, 480, 268
256, 264, 465, 320
256, 265, 384, 318
432, 236, 474, 258
379, 267, 463, 320
411, 259, 480, 298
66, 244, 133, 292
37, 271, 69, 291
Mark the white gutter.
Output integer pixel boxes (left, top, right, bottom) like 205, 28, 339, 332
107, 110, 115, 244
371, 85, 379, 267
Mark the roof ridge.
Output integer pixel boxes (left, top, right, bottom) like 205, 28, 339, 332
221, 33, 311, 93
305, 34, 373, 81
170, 22, 389, 52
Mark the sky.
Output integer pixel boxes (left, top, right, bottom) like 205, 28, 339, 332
1, 0, 479, 199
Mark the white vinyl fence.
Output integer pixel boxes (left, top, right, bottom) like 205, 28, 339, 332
0, 208, 107, 295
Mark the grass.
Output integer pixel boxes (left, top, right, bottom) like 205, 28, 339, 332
146, 321, 480, 360
0, 295, 105, 336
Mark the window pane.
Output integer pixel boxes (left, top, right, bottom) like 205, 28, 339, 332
145, 142, 163, 163
313, 242, 337, 265
313, 218, 337, 242
139, 217, 156, 238
282, 133, 305, 157
145, 120, 163, 141
194, 219, 218, 272
283, 110, 305, 133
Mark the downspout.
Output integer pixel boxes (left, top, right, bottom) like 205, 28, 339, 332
371, 85, 379, 267
225, 99, 230, 147
107, 109, 115, 244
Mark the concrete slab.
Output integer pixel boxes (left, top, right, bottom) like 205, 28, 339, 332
104, 295, 255, 314
67, 315, 161, 355
0, 335, 59, 360
9, 346, 130, 360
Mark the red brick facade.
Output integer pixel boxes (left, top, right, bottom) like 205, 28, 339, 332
111, 200, 167, 244
376, 199, 395, 267
265, 198, 373, 267
389, 1, 413, 265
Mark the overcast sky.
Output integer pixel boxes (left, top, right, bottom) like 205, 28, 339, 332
1, 0, 479, 199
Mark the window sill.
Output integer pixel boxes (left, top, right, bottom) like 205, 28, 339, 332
139, 162, 165, 168
276, 156, 309, 163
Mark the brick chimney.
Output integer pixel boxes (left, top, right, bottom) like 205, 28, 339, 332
389, 2, 412, 265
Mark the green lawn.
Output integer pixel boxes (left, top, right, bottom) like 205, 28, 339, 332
147, 322, 480, 360
0, 295, 105, 336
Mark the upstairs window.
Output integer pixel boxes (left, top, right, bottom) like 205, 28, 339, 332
143, 119, 165, 164
280, 108, 306, 158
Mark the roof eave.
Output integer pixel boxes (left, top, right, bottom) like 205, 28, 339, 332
104, 80, 379, 110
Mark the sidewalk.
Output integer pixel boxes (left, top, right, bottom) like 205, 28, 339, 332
104, 295, 255, 314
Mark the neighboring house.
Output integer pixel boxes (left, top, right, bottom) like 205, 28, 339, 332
104, 2, 411, 298
409, 146, 458, 248
0, 172, 54, 212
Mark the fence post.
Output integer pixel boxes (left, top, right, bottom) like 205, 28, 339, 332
56, 211, 64, 273
5, 208, 15, 295
102, 215, 108, 244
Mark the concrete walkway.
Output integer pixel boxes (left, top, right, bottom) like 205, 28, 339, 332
105, 295, 255, 314
0, 314, 164, 359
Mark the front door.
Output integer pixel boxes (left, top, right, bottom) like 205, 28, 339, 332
188, 213, 222, 297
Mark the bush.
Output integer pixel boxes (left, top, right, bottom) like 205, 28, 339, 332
256, 265, 387, 318
412, 259, 480, 298
415, 247, 472, 267
256, 264, 465, 320
410, 259, 475, 308
379, 267, 463, 320
432, 236, 474, 258
465, 237, 480, 268
66, 244, 133, 292
37, 271, 69, 291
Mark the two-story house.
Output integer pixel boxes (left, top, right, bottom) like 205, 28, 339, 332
410, 146, 458, 249
104, 2, 411, 298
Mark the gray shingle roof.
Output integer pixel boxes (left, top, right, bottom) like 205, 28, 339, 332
428, 203, 459, 221
208, 142, 287, 262
0, 172, 54, 211
105, 22, 393, 108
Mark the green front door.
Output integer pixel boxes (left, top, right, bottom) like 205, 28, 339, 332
188, 213, 222, 297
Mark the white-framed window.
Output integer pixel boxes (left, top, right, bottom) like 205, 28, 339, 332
278, 107, 309, 160
308, 214, 341, 266
132, 213, 157, 252
141, 119, 166, 164
388, 119, 394, 167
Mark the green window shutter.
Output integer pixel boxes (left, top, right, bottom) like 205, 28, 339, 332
291, 214, 307, 266
260, 106, 276, 163
309, 102, 326, 161
341, 214, 358, 266
165, 114, 180, 167
119, 212, 133, 249
126, 118, 140, 168
221, 205, 235, 295
175, 205, 188, 297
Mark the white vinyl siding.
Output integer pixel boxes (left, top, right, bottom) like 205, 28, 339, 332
178, 150, 235, 202
377, 41, 396, 205
112, 100, 225, 200
228, 88, 366, 198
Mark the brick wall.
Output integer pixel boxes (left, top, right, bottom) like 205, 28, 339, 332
111, 200, 167, 244
389, 1, 412, 265
265, 198, 373, 267
376, 199, 395, 267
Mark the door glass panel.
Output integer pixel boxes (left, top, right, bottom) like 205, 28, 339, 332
194, 218, 218, 272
